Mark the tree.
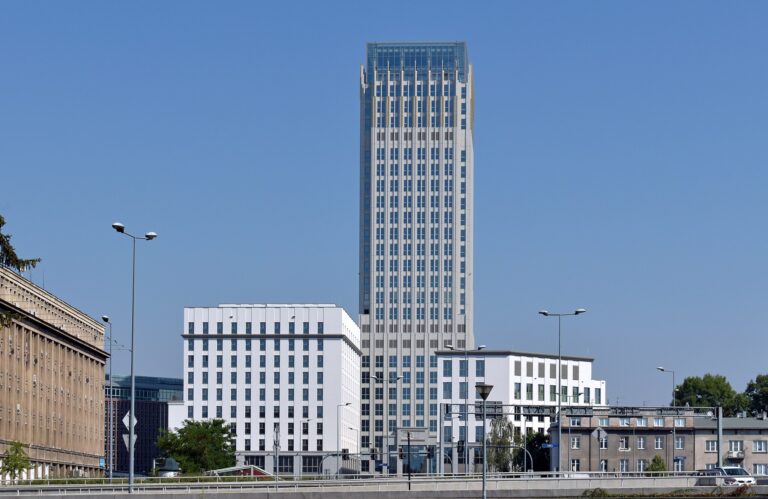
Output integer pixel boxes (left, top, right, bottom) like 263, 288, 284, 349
675, 374, 748, 416
1, 441, 31, 482
745, 374, 768, 415
0, 215, 41, 328
156, 419, 235, 474
0, 215, 40, 273
524, 431, 551, 472
646, 454, 666, 473
485, 417, 515, 472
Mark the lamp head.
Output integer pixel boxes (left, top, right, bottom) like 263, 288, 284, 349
344, 402, 351, 406
101, 315, 110, 323
477, 345, 486, 351
574, 308, 587, 315
538, 310, 550, 316
111, 222, 125, 233
145, 232, 158, 240
396, 375, 403, 381
656, 366, 665, 372
445, 343, 455, 351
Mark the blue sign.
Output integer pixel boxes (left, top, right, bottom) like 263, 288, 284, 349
99, 457, 105, 468
542, 443, 558, 449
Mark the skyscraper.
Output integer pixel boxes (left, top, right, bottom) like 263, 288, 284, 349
358, 42, 475, 469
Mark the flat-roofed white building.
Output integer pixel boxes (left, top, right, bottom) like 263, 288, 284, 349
182, 304, 360, 476
436, 349, 607, 473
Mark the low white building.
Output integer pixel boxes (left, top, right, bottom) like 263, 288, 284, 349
436, 349, 607, 473
182, 304, 360, 476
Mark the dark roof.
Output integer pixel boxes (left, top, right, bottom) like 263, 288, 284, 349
694, 417, 768, 430
435, 349, 594, 362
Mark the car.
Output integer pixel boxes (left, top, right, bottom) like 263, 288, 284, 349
711, 467, 756, 486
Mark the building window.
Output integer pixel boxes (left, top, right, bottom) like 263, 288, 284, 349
653, 417, 664, 427
654, 436, 664, 450
753, 464, 768, 476
637, 436, 646, 450
754, 441, 767, 453
600, 437, 608, 450
619, 418, 630, 427
675, 436, 684, 450
636, 417, 647, 427
705, 440, 718, 452
570, 459, 580, 472
729, 440, 744, 452
620, 459, 629, 473
571, 436, 580, 449
619, 436, 629, 450
674, 418, 685, 427
598, 417, 609, 426
637, 459, 647, 473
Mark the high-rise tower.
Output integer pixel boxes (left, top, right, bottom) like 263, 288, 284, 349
358, 42, 475, 464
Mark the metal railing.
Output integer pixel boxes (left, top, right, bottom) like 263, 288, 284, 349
0, 470, 731, 496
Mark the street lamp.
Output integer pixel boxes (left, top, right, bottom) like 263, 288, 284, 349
538, 308, 586, 473
337, 402, 351, 478
446, 343, 485, 472
111, 222, 156, 493
475, 383, 494, 499
657, 366, 676, 470
102, 315, 113, 481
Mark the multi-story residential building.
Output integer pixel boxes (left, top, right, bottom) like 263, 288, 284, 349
104, 375, 182, 475
0, 266, 106, 478
358, 41, 475, 468
562, 410, 768, 476
182, 304, 360, 476
562, 407, 704, 474
693, 415, 768, 476
438, 350, 606, 474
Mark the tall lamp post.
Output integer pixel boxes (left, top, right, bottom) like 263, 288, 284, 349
475, 383, 494, 499
101, 315, 113, 480
111, 222, 156, 493
656, 366, 676, 470
446, 343, 485, 472
337, 402, 351, 477
538, 308, 586, 473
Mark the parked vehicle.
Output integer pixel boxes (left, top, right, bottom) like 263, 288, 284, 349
696, 467, 756, 486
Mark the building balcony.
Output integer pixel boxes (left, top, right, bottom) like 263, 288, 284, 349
727, 450, 745, 460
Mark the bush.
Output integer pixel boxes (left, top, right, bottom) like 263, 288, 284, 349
582, 488, 610, 497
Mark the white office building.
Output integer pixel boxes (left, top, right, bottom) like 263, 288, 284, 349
182, 304, 361, 476
436, 349, 607, 473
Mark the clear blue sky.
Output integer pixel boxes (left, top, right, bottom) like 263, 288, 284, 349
1, 1, 766, 405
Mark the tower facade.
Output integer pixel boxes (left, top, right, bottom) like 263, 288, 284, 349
358, 42, 475, 464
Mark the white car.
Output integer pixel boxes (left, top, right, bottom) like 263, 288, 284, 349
714, 466, 756, 486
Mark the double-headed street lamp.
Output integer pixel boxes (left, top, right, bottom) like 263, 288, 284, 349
446, 343, 485, 472
475, 383, 494, 499
101, 315, 113, 480
538, 308, 586, 473
111, 222, 156, 493
657, 366, 676, 470
337, 402, 351, 477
